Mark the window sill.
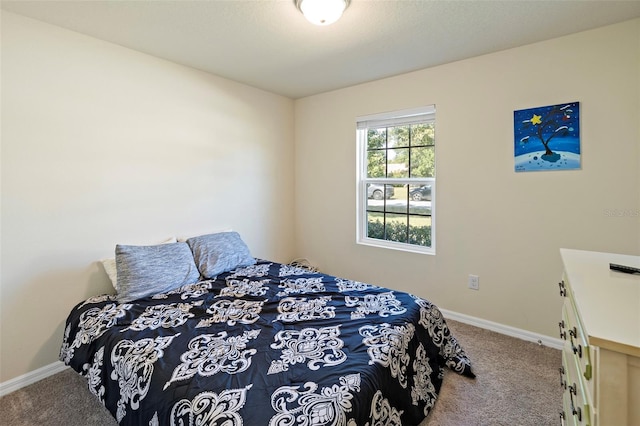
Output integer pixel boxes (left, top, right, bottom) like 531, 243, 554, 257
357, 238, 435, 255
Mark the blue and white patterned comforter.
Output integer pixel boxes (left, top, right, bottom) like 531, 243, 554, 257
60, 260, 474, 425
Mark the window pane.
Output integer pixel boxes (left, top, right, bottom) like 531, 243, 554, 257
389, 184, 402, 202
366, 184, 394, 204
408, 215, 431, 247
409, 146, 435, 177
367, 186, 405, 214
408, 184, 432, 204
388, 148, 409, 178
411, 123, 435, 146
367, 150, 386, 178
367, 211, 384, 240
367, 128, 387, 150
388, 126, 409, 148
384, 213, 408, 243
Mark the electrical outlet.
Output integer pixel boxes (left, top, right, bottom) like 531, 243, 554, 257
468, 274, 479, 290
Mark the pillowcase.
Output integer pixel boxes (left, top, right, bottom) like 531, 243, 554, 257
116, 242, 200, 303
187, 231, 256, 279
101, 258, 119, 291
101, 237, 176, 291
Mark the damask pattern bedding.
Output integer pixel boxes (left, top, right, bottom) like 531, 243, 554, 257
60, 260, 474, 425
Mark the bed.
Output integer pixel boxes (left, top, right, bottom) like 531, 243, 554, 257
60, 233, 474, 426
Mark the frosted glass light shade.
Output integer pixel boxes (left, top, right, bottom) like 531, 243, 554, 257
296, 0, 350, 26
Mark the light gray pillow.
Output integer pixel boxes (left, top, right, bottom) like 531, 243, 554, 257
102, 237, 177, 292
187, 231, 256, 279
116, 242, 200, 303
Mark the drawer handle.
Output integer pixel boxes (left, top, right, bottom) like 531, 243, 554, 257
568, 331, 583, 358
574, 405, 582, 422
568, 384, 583, 422
558, 366, 566, 389
571, 339, 582, 358
558, 321, 567, 340
558, 281, 566, 297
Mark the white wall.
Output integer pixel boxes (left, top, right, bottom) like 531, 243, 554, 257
294, 19, 640, 338
0, 12, 295, 383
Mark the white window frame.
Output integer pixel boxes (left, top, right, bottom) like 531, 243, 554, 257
356, 106, 436, 255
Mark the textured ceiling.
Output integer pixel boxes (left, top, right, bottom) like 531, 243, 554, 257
2, 0, 640, 99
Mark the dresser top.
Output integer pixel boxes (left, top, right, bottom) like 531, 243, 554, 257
560, 248, 640, 355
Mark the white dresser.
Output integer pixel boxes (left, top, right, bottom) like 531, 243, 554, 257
558, 248, 640, 426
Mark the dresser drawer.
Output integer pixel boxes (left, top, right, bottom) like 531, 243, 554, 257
559, 278, 595, 386
561, 396, 577, 426
559, 276, 596, 426
560, 350, 577, 426
562, 345, 594, 426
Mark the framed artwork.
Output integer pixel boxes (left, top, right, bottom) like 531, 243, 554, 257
514, 101, 580, 172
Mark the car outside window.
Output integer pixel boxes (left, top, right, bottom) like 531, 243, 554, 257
356, 106, 435, 254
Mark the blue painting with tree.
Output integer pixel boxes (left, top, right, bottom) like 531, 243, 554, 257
514, 101, 580, 172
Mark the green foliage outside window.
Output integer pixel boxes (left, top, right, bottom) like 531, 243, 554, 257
366, 124, 435, 178
367, 219, 432, 247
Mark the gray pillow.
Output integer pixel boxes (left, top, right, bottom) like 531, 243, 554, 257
116, 242, 200, 303
187, 231, 256, 278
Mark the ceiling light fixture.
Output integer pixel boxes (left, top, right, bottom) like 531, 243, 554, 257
295, 0, 350, 26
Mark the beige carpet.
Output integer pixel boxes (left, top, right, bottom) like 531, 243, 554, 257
422, 321, 561, 425
0, 320, 562, 425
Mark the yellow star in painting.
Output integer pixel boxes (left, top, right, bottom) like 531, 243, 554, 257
530, 114, 542, 125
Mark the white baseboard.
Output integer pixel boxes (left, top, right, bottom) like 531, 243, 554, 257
440, 308, 564, 350
0, 310, 562, 397
0, 361, 69, 397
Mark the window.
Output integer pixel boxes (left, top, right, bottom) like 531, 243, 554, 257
356, 106, 435, 254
